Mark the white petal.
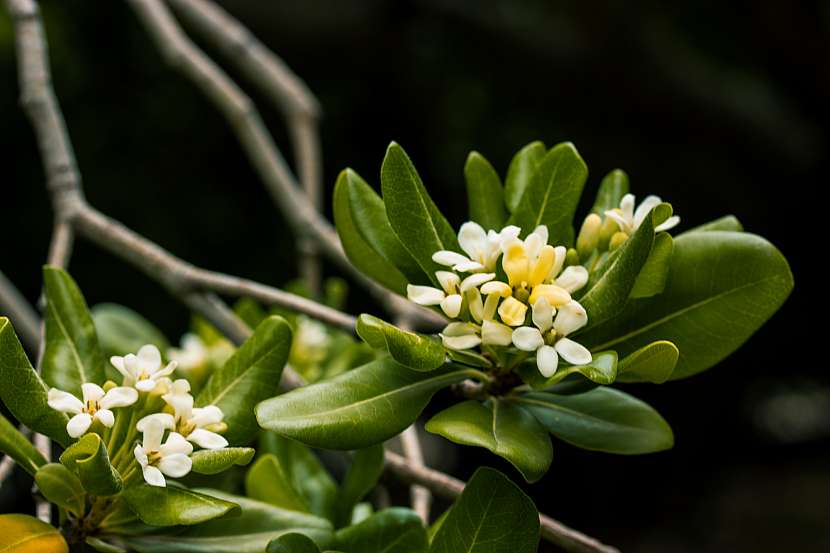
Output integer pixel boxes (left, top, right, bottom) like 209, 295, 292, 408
466, 288, 484, 323
406, 285, 445, 306
94, 409, 115, 428
480, 281, 511, 297
498, 225, 521, 245
655, 215, 680, 232
67, 413, 93, 438
531, 298, 554, 333
157, 454, 192, 478
531, 225, 549, 246
187, 428, 228, 449
135, 379, 157, 392
604, 210, 630, 233
109, 356, 128, 378
432, 251, 471, 267
457, 221, 488, 260
165, 391, 194, 420
122, 354, 139, 380
142, 465, 166, 487
47, 389, 83, 414
453, 260, 486, 273
549, 246, 567, 280
100, 386, 138, 409
620, 193, 635, 219
440, 294, 463, 319
160, 432, 194, 457
442, 322, 479, 336
134, 444, 148, 468
137, 344, 162, 372
435, 271, 460, 295
556, 266, 589, 293
511, 327, 544, 352
81, 383, 105, 403
553, 300, 588, 336
154, 362, 177, 378
524, 232, 545, 260
191, 405, 224, 427
441, 333, 482, 350
140, 417, 167, 452
481, 320, 513, 346
459, 272, 495, 292
633, 195, 662, 229
554, 338, 592, 366
137, 413, 175, 433
537, 345, 559, 378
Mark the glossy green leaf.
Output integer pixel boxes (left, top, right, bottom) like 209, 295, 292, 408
34, 463, 86, 518
0, 514, 68, 553
617, 341, 679, 383
41, 267, 105, 396
445, 349, 493, 369
91, 303, 169, 359
0, 413, 46, 476
356, 315, 445, 372
267, 533, 321, 553
630, 232, 674, 298
85, 537, 127, 553
245, 454, 310, 513
579, 231, 793, 379
120, 489, 333, 553
684, 215, 743, 234
0, 318, 71, 447
429, 467, 539, 553
464, 152, 506, 230
591, 169, 629, 215
60, 433, 121, 496
191, 447, 254, 475
122, 484, 240, 526
197, 315, 292, 445
258, 433, 338, 521
425, 399, 551, 483
580, 204, 670, 327
516, 350, 617, 389
517, 387, 674, 454
504, 141, 545, 213
256, 358, 476, 450
335, 508, 427, 553
509, 142, 587, 245
381, 142, 460, 283
334, 445, 384, 527
333, 170, 411, 293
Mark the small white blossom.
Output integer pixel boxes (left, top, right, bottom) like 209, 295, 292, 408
605, 193, 680, 235
432, 222, 520, 273
138, 379, 227, 449
134, 417, 193, 487
111, 344, 177, 392
167, 334, 207, 372
407, 271, 495, 319
48, 383, 137, 438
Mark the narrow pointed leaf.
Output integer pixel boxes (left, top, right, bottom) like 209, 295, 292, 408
0, 514, 68, 553
425, 399, 551, 483
464, 152, 506, 230
504, 141, 545, 213
0, 318, 71, 447
356, 314, 445, 371
34, 463, 86, 518
630, 232, 674, 298
335, 509, 427, 553
197, 316, 292, 445
122, 484, 240, 526
334, 445, 384, 527
617, 341, 679, 383
429, 467, 539, 553
60, 433, 122, 496
0, 413, 46, 476
191, 447, 254, 475
245, 453, 310, 513
517, 388, 674, 454
256, 358, 475, 450
591, 169, 629, 215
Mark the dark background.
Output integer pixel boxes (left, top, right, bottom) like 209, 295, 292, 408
1, 1, 827, 551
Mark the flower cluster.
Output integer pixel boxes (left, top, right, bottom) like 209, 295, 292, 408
47, 344, 230, 488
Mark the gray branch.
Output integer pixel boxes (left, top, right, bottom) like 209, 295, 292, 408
0, 270, 40, 353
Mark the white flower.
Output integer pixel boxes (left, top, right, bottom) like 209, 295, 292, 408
511, 298, 592, 378
133, 417, 193, 487
111, 344, 177, 392
407, 271, 495, 319
48, 383, 137, 438
138, 379, 228, 449
439, 322, 481, 351
604, 193, 680, 235
432, 222, 520, 273
167, 334, 207, 371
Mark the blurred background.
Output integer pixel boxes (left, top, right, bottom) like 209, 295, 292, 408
0, 1, 827, 551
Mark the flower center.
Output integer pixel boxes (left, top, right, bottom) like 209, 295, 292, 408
84, 400, 100, 415
513, 285, 530, 303
176, 417, 196, 437
147, 450, 162, 465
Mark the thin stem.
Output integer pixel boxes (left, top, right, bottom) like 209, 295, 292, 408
0, 270, 40, 353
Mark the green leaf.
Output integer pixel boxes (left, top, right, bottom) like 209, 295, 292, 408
429, 467, 539, 553
0, 514, 68, 553
267, 533, 321, 553
0, 318, 71, 447
509, 142, 587, 245
579, 231, 793, 379
34, 463, 86, 518
516, 351, 617, 390
245, 454, 310, 513
381, 142, 460, 284
580, 204, 670, 327
425, 400, 551, 483
335, 508, 427, 553
617, 341, 679, 384
91, 303, 169, 359
356, 314, 445, 372
0, 413, 46, 476
119, 489, 333, 553
464, 152, 506, 230
42, 266, 105, 395
85, 537, 127, 553
334, 445, 384, 527
191, 447, 255, 475
333, 170, 411, 293
591, 169, 629, 215
256, 358, 476, 450
683, 215, 743, 234
630, 232, 673, 298
122, 484, 240, 526
258, 433, 338, 521
504, 141, 545, 213
60, 433, 122, 496
517, 387, 674, 454
197, 315, 292, 445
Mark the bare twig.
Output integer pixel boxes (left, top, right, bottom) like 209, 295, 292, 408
0, 270, 40, 352
0, 456, 15, 486
399, 425, 432, 523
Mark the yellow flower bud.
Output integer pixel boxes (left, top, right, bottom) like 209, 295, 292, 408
102, 380, 117, 392
565, 248, 580, 268
599, 213, 620, 250
498, 296, 528, 327
528, 245, 555, 287
528, 284, 571, 307
502, 241, 529, 287
576, 214, 602, 260
609, 231, 629, 251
